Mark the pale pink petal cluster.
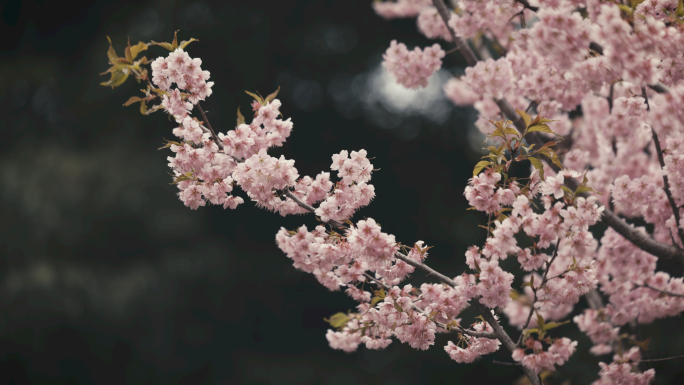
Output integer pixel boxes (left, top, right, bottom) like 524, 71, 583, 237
461, 58, 514, 100
512, 337, 577, 374
372, 0, 432, 19
445, 319, 500, 363
448, 0, 522, 42
151, 48, 213, 105
382, 40, 445, 89
416, 6, 452, 41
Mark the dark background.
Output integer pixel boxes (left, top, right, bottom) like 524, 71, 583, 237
1, 1, 684, 384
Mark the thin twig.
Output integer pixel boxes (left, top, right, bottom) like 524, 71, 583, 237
637, 354, 684, 363
196, 102, 223, 151
492, 360, 522, 366
632, 282, 684, 298
517, 238, 562, 346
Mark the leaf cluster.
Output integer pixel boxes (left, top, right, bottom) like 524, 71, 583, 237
100, 36, 149, 89
472, 108, 562, 182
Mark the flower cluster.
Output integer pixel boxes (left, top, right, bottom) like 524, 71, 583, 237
445, 318, 501, 363
594, 347, 656, 385
372, 0, 431, 19
461, 58, 514, 100
448, 0, 522, 42
114, 0, 684, 382
151, 48, 213, 106
574, 309, 619, 356
512, 337, 578, 375
596, 228, 684, 326
219, 99, 293, 160
417, 6, 452, 41
315, 150, 376, 223
381, 40, 445, 89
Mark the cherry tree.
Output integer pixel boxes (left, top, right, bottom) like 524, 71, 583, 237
101, 0, 684, 383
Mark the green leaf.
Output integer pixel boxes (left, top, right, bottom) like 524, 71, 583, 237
575, 170, 603, 195
151, 41, 174, 51
105, 36, 118, 63
516, 109, 532, 128
543, 320, 570, 331
576, 185, 599, 195
561, 186, 574, 197
123, 96, 143, 107
536, 313, 546, 330
522, 328, 539, 337
100, 66, 129, 89
323, 312, 349, 329
528, 123, 563, 140
504, 127, 520, 137
158, 139, 181, 150
537, 148, 563, 169
130, 41, 148, 60
519, 181, 530, 196
528, 156, 545, 181
124, 38, 134, 63
525, 144, 535, 153
172, 172, 195, 185
237, 106, 245, 126
144, 104, 163, 115
617, 3, 633, 15
445, 320, 459, 331
473, 160, 491, 176
527, 124, 553, 134
172, 30, 179, 50
393, 301, 404, 313
264, 86, 281, 103
245, 90, 264, 105
179, 38, 198, 50
369, 288, 386, 308
152, 88, 169, 96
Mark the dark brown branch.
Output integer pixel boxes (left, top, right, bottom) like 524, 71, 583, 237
431, 0, 478, 67
196, 102, 223, 151
644, 87, 684, 247
600, 209, 684, 262
492, 360, 522, 366
515, 0, 539, 12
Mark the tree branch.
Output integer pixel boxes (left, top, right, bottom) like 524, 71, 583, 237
632, 282, 684, 298
514, 0, 539, 12
517, 239, 562, 346
637, 354, 684, 363
362, 273, 497, 339
197, 102, 223, 151
644, 87, 684, 247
